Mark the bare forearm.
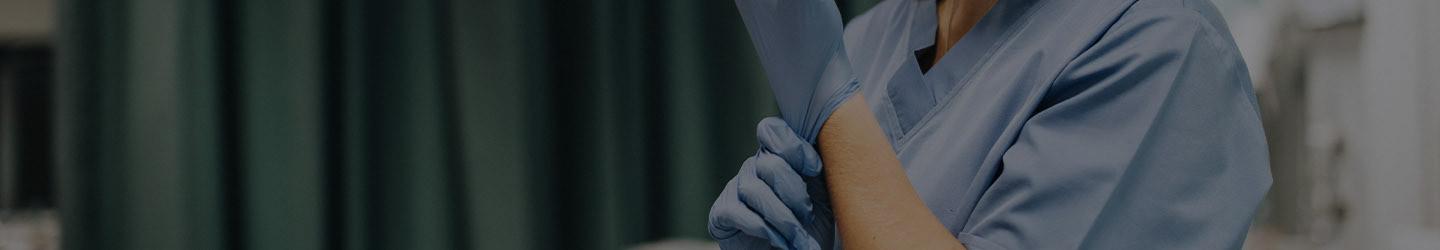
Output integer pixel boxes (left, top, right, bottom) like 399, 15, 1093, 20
817, 93, 965, 250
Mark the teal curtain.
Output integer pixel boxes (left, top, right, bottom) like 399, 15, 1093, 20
0, 45, 55, 210
55, 0, 877, 249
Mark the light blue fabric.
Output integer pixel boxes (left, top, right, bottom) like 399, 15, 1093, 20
712, 0, 856, 248
843, 0, 1271, 249
734, 0, 861, 143
710, 118, 833, 250
712, 0, 1271, 249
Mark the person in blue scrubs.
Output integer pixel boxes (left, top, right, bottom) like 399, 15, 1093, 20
709, 0, 1272, 249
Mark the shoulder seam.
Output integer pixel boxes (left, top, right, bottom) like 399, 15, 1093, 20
1108, 8, 1228, 49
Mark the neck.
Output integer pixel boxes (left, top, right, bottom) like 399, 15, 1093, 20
932, 0, 996, 66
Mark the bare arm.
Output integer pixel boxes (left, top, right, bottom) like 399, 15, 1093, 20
818, 93, 966, 249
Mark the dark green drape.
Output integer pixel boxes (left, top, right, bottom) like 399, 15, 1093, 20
55, 0, 877, 249
0, 44, 55, 210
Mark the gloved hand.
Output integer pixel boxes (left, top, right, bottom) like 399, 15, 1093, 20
735, 0, 860, 143
710, 117, 834, 250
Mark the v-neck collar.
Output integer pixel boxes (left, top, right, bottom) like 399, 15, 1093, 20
880, 0, 1046, 144
907, 0, 1043, 101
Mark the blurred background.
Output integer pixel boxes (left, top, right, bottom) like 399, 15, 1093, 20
0, 0, 1436, 249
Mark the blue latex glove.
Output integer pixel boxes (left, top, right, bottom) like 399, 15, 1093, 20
735, 0, 860, 143
710, 118, 834, 250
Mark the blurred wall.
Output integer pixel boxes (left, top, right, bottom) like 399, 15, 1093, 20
0, 0, 54, 40
1243, 0, 1440, 249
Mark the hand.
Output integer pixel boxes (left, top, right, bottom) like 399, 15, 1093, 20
709, 117, 834, 249
734, 0, 859, 143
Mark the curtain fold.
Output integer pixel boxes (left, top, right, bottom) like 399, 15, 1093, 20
56, 0, 876, 249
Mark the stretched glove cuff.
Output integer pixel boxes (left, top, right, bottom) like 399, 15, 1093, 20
795, 44, 861, 144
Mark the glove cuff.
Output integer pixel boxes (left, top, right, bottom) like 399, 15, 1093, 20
798, 43, 861, 144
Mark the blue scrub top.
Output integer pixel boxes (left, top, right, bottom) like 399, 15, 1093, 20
840, 0, 1271, 248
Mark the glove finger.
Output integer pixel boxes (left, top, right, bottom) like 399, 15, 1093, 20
710, 165, 793, 250
719, 210, 790, 250
752, 152, 814, 222
757, 117, 823, 177
737, 167, 822, 250
715, 233, 782, 250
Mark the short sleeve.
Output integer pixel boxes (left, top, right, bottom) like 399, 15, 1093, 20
958, 9, 1272, 250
